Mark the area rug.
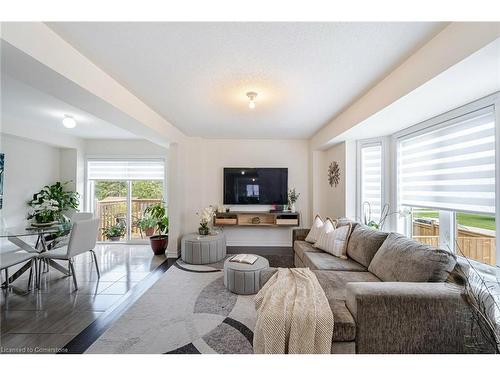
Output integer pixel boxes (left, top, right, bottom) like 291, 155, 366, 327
85, 254, 287, 354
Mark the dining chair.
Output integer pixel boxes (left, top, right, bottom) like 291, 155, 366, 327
47, 212, 94, 251
0, 248, 37, 292
39, 218, 100, 290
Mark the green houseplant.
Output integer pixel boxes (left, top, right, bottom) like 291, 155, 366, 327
102, 221, 126, 241
144, 202, 169, 255
28, 181, 79, 224
137, 215, 157, 237
288, 188, 300, 213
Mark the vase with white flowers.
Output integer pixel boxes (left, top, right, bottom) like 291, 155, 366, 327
197, 206, 215, 235
288, 188, 300, 213
28, 199, 60, 226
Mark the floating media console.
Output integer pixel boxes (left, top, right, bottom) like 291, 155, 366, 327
214, 211, 300, 227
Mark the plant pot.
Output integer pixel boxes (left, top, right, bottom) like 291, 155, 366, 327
109, 236, 121, 241
144, 227, 155, 237
290, 203, 296, 213
149, 235, 168, 255
198, 227, 209, 236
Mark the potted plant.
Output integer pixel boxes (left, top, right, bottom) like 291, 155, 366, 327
102, 221, 126, 241
144, 203, 169, 255
137, 215, 157, 237
28, 199, 60, 226
197, 206, 215, 235
288, 188, 300, 213
28, 181, 79, 224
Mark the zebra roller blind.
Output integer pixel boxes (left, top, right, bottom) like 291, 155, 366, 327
361, 143, 383, 221
398, 107, 495, 214
87, 160, 165, 180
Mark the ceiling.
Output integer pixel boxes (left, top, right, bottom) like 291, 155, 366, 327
47, 22, 447, 139
332, 37, 500, 144
1, 74, 138, 140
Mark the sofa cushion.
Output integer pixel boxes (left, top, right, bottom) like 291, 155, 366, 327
293, 240, 322, 262
368, 233, 457, 282
313, 217, 336, 247
314, 270, 381, 301
336, 218, 360, 231
305, 214, 324, 243
302, 251, 367, 272
346, 225, 389, 267
304, 252, 367, 272
314, 270, 379, 342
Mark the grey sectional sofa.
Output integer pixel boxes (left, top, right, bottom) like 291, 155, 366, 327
261, 220, 490, 354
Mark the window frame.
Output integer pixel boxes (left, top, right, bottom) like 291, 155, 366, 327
390, 92, 500, 265
356, 137, 388, 226
84, 156, 167, 244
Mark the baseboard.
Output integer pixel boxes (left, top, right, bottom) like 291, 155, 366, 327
226, 240, 291, 247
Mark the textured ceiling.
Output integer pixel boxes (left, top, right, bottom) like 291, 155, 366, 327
48, 22, 447, 139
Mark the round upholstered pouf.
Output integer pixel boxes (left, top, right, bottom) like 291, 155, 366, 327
181, 233, 226, 264
224, 255, 270, 295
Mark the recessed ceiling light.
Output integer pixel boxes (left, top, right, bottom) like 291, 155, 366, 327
246, 92, 257, 109
62, 115, 76, 129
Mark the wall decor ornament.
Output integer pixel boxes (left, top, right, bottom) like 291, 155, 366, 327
328, 161, 340, 187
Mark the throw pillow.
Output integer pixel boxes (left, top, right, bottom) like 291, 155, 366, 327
346, 225, 389, 267
368, 233, 457, 282
304, 215, 324, 243
314, 222, 352, 259
313, 218, 336, 249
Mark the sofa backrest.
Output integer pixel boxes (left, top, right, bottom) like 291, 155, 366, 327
368, 232, 457, 282
346, 225, 389, 268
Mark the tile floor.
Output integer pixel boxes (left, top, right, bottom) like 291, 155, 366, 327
0, 244, 166, 354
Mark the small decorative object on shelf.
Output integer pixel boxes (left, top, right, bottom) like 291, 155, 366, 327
197, 205, 216, 235
288, 188, 300, 213
328, 161, 340, 187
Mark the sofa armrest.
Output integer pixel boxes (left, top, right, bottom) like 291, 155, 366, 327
345, 282, 477, 353
293, 228, 310, 243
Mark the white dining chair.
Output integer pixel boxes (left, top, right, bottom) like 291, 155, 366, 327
0, 249, 37, 291
39, 218, 100, 290
48, 212, 95, 251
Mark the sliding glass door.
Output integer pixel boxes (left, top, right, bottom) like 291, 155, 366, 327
87, 159, 166, 243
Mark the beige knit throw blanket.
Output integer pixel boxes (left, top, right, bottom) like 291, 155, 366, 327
253, 267, 334, 354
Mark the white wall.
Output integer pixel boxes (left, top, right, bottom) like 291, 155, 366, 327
0, 134, 61, 226
84, 139, 168, 157
311, 141, 357, 222
179, 138, 310, 247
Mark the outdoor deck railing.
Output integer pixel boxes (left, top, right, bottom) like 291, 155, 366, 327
413, 221, 496, 266
96, 198, 162, 240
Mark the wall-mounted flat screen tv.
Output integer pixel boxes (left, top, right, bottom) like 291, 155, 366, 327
223, 168, 288, 205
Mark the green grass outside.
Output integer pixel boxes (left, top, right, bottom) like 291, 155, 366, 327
413, 211, 496, 231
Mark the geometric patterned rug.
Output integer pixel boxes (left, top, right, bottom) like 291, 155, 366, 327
86, 256, 265, 354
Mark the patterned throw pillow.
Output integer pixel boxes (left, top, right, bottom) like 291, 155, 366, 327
304, 215, 324, 243
314, 222, 352, 259
313, 218, 336, 249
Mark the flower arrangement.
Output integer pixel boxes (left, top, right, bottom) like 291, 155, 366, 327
288, 188, 300, 212
28, 199, 60, 224
197, 206, 215, 235
28, 181, 79, 224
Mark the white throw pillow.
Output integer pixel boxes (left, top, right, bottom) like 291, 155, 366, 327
304, 215, 324, 243
313, 218, 336, 248
314, 222, 352, 259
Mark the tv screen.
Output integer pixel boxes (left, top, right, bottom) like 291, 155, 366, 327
223, 168, 288, 205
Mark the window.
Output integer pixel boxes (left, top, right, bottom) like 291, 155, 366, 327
358, 140, 384, 225
396, 105, 497, 265
87, 159, 166, 242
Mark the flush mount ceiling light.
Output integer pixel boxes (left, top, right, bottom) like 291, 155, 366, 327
62, 115, 77, 129
246, 92, 258, 109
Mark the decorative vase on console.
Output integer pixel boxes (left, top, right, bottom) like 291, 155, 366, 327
288, 188, 300, 213
197, 205, 215, 236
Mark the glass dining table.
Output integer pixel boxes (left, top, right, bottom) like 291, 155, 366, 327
0, 222, 73, 287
